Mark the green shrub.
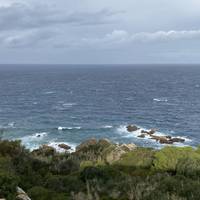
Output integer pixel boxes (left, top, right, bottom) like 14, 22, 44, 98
153, 146, 196, 172
0, 140, 26, 157
0, 172, 19, 200
177, 157, 200, 178
116, 148, 155, 168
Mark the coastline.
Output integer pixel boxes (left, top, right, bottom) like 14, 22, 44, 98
0, 137, 200, 200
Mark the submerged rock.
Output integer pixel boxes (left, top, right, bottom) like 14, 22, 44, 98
148, 129, 157, 135
170, 138, 185, 143
138, 134, 146, 138
126, 125, 139, 132
141, 130, 149, 134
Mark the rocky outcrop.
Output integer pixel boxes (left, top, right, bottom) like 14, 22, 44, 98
74, 138, 137, 164
137, 128, 185, 145
105, 143, 137, 164
150, 135, 185, 144
138, 134, 146, 138
126, 125, 139, 132
16, 187, 31, 200
76, 138, 98, 152
148, 129, 157, 135
98, 138, 112, 147
32, 145, 55, 157
58, 143, 71, 151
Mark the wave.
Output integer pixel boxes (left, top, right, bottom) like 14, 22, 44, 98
57, 126, 81, 131
44, 91, 55, 94
53, 102, 77, 111
153, 98, 168, 102
62, 103, 77, 107
21, 132, 48, 142
102, 125, 113, 129
116, 125, 191, 146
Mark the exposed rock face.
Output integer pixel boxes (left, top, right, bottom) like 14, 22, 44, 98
74, 138, 137, 164
169, 138, 185, 143
98, 138, 112, 147
126, 125, 139, 132
58, 143, 71, 150
150, 135, 185, 144
76, 138, 98, 152
32, 145, 55, 157
141, 130, 149, 134
16, 187, 31, 200
105, 143, 137, 164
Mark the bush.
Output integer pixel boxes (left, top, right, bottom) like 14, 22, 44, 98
177, 157, 200, 178
0, 172, 19, 200
153, 146, 196, 172
116, 148, 155, 168
28, 186, 69, 200
0, 140, 25, 157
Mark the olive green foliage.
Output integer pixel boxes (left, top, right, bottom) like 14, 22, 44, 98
153, 146, 200, 172
1, 140, 200, 200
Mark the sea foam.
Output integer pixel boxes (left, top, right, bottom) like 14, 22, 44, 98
57, 126, 81, 131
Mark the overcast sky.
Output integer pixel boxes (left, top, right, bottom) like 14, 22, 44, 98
1, 0, 200, 64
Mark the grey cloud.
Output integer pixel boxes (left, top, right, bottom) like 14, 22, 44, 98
0, 29, 54, 47
0, 3, 121, 31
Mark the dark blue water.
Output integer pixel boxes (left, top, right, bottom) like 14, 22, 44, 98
0, 64, 200, 150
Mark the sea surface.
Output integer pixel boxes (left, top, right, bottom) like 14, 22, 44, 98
0, 64, 200, 151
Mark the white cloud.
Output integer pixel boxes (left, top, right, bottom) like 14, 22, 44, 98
77, 29, 200, 48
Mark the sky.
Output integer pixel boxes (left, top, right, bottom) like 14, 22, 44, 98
0, 0, 200, 64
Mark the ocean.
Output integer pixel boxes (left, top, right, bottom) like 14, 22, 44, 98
0, 64, 200, 151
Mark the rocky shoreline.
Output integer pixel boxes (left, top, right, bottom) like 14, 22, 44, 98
126, 125, 185, 144
0, 137, 200, 200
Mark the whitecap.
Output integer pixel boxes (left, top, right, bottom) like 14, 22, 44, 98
8, 122, 15, 128
153, 98, 168, 102
62, 103, 77, 107
116, 125, 192, 145
58, 126, 81, 131
44, 91, 55, 94
21, 132, 48, 142
102, 125, 113, 129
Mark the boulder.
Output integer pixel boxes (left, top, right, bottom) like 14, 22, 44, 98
126, 125, 139, 132
16, 187, 31, 200
58, 143, 71, 150
159, 138, 173, 144
141, 130, 149, 134
76, 138, 98, 152
170, 138, 185, 143
148, 129, 157, 135
138, 134, 145, 138
98, 138, 112, 147
151, 135, 173, 144
105, 143, 137, 163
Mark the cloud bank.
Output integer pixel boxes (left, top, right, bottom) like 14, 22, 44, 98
0, 0, 200, 63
